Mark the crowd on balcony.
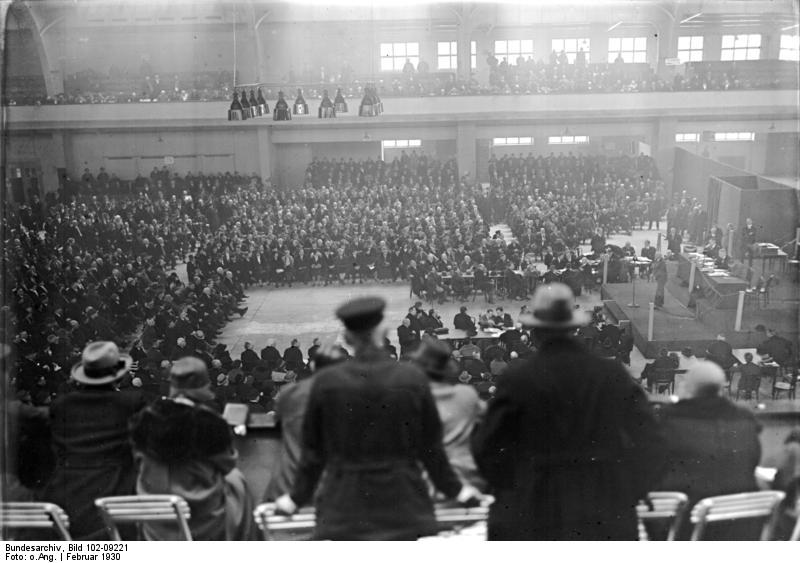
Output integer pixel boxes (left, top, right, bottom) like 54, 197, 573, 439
3, 51, 796, 106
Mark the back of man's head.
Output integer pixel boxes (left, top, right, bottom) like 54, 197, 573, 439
681, 361, 726, 400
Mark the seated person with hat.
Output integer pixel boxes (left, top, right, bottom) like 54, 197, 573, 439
129, 356, 257, 540
412, 340, 487, 493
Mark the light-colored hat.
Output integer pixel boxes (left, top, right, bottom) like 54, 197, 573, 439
71, 341, 133, 386
519, 283, 589, 329
169, 356, 214, 402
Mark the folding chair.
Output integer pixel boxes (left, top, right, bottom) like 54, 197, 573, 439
791, 497, 800, 541
652, 369, 676, 395
94, 495, 192, 541
636, 492, 689, 541
253, 502, 491, 541
253, 505, 317, 540
689, 491, 785, 541
1, 502, 71, 540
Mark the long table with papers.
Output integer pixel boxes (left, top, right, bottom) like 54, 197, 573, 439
677, 252, 749, 309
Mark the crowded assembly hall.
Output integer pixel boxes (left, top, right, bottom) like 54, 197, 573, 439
1, 0, 800, 546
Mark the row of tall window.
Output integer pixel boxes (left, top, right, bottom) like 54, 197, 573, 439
675, 132, 756, 142
492, 136, 590, 146
380, 34, 799, 71
381, 134, 757, 149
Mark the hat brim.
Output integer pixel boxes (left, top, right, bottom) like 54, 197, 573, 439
71, 354, 133, 386
519, 310, 590, 329
170, 385, 215, 403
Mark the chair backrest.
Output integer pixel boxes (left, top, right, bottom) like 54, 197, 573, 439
1, 502, 71, 540
253, 503, 491, 541
636, 492, 689, 541
689, 491, 785, 541
790, 497, 800, 541
653, 368, 675, 384
94, 495, 192, 541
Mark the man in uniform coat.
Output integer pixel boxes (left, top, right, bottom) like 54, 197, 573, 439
472, 283, 665, 540
275, 297, 480, 539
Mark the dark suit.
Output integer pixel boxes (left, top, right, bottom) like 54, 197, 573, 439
290, 346, 462, 540
260, 346, 283, 371
757, 335, 794, 366
283, 346, 304, 369
655, 397, 761, 539
40, 387, 146, 539
472, 337, 665, 540
453, 312, 476, 334
240, 348, 260, 371
397, 325, 419, 356
706, 340, 737, 370
667, 233, 683, 255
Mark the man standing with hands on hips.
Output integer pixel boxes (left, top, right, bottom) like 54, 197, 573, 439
275, 296, 482, 540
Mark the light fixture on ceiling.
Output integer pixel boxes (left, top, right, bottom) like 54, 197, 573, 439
318, 89, 336, 119
607, 21, 623, 32
359, 83, 383, 117
782, 23, 799, 31
293, 88, 308, 115
769, 122, 776, 131
362, 132, 371, 141
228, 85, 269, 121
274, 90, 291, 121
334, 88, 348, 114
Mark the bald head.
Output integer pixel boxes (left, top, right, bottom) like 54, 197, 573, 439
681, 361, 726, 399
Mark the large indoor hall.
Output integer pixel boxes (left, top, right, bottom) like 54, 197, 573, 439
2, 0, 799, 550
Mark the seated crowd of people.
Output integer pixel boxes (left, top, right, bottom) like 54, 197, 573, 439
4, 169, 265, 410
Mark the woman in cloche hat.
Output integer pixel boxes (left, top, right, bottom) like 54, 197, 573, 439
40, 341, 146, 539
412, 340, 487, 492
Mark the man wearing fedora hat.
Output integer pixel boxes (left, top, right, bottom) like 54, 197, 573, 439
275, 296, 481, 539
472, 283, 665, 540
40, 341, 146, 539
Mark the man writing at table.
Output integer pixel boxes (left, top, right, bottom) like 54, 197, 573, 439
757, 328, 794, 367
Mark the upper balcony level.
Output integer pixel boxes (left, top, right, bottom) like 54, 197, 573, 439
6, 88, 799, 133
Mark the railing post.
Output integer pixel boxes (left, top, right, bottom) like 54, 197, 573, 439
603, 254, 609, 285
735, 290, 745, 331
648, 302, 655, 341
688, 260, 697, 296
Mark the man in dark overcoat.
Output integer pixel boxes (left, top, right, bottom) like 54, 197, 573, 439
40, 342, 146, 539
275, 296, 480, 539
472, 283, 665, 540
653, 362, 761, 540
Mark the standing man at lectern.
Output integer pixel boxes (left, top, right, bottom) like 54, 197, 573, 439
653, 253, 667, 308
741, 217, 757, 266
